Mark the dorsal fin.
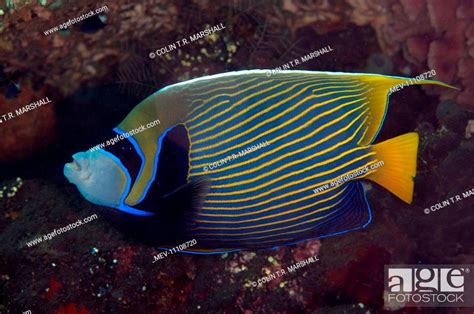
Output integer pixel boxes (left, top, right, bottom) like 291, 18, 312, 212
183, 70, 456, 145
354, 73, 455, 145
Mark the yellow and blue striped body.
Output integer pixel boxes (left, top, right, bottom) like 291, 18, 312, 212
106, 70, 452, 253
181, 71, 381, 250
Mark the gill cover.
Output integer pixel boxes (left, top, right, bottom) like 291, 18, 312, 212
64, 150, 129, 208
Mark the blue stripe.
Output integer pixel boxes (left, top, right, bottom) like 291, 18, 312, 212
199, 108, 370, 207
193, 181, 370, 248
189, 79, 320, 139
194, 187, 357, 238
115, 127, 173, 205
116, 203, 155, 216
114, 127, 145, 186
189, 81, 364, 153
177, 72, 379, 251
197, 185, 352, 227
203, 109, 367, 193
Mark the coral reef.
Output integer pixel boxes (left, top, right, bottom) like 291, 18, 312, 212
0, 80, 56, 163
347, 0, 474, 110
280, 0, 346, 35
0, 0, 177, 95
0, 0, 473, 312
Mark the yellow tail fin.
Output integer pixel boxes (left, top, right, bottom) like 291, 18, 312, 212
366, 133, 419, 203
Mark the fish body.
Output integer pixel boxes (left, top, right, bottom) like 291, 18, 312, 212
64, 70, 453, 253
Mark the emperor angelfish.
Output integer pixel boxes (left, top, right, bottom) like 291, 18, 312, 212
64, 70, 454, 254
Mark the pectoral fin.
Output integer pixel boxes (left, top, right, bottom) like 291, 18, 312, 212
159, 178, 210, 228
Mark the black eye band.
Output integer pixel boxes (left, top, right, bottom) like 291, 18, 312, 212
134, 125, 190, 211
97, 130, 143, 186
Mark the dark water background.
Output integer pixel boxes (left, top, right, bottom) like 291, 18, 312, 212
0, 0, 473, 313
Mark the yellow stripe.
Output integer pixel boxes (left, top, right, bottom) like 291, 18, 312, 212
187, 76, 336, 122
295, 166, 379, 198
190, 83, 366, 139
183, 124, 194, 183
196, 101, 368, 180
194, 198, 344, 230
197, 190, 364, 240
191, 100, 368, 176
199, 162, 377, 218
187, 99, 230, 123
196, 122, 366, 215
211, 145, 368, 191
357, 126, 369, 145
199, 114, 368, 183
204, 153, 376, 208
190, 84, 365, 159
201, 183, 345, 214
190, 81, 363, 131
355, 167, 377, 180
187, 74, 358, 98
187, 79, 273, 123
201, 161, 375, 215
191, 84, 367, 144
189, 78, 321, 132
191, 77, 308, 100
207, 148, 375, 199
186, 72, 339, 97
200, 115, 371, 210
190, 89, 369, 156
188, 76, 261, 97
197, 186, 347, 222
304, 161, 379, 197
193, 208, 338, 237
196, 224, 317, 242
191, 80, 362, 121
187, 77, 270, 117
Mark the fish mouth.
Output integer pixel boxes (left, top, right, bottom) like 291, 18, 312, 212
70, 159, 82, 171
64, 152, 91, 181
66, 155, 86, 172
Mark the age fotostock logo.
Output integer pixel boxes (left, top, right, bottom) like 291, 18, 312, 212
384, 265, 474, 307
